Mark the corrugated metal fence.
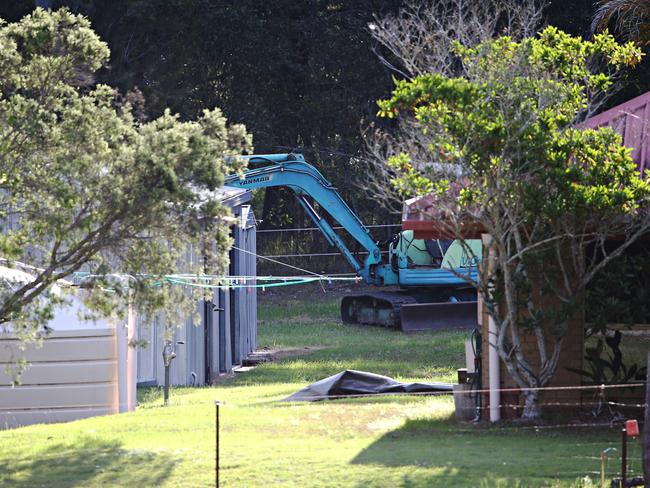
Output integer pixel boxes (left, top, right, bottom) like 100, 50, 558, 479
136, 203, 257, 386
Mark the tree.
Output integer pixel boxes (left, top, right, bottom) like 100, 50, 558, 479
375, 23, 649, 419
41, 0, 401, 232
18, 0, 406, 274
590, 1, 650, 109
0, 9, 251, 349
368, 0, 544, 78
364, 0, 545, 211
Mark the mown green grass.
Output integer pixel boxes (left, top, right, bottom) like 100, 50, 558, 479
238, 297, 467, 385
0, 294, 643, 487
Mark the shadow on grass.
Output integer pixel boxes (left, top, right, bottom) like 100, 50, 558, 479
0, 435, 176, 488
350, 417, 608, 487
270, 394, 455, 408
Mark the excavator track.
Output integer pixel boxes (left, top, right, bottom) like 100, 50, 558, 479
340, 291, 477, 332
340, 292, 417, 328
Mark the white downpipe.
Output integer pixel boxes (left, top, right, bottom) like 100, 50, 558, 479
488, 314, 500, 422
116, 304, 137, 414
482, 232, 500, 423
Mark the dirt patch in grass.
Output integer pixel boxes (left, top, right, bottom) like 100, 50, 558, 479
236, 345, 325, 368
268, 313, 331, 324
262, 345, 325, 360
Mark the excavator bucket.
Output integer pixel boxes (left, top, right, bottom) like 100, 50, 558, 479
399, 301, 478, 332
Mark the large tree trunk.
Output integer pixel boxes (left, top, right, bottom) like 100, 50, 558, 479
521, 389, 541, 420
499, 334, 564, 422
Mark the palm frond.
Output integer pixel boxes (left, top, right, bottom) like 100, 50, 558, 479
592, 0, 650, 45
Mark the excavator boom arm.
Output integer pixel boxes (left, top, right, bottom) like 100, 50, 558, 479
224, 154, 388, 284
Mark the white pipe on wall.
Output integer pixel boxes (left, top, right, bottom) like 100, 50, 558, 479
116, 321, 128, 413
482, 233, 501, 423
488, 314, 500, 422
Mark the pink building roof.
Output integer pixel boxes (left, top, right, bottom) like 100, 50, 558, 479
584, 91, 650, 176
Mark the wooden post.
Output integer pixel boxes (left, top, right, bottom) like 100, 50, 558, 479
643, 352, 650, 488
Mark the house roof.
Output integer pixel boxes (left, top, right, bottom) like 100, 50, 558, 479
583, 90, 650, 176
218, 186, 252, 208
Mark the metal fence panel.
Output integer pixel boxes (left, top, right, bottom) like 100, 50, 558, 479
136, 191, 257, 385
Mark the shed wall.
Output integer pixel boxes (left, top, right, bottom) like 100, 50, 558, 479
136, 308, 206, 387
0, 323, 136, 429
136, 203, 257, 386
230, 205, 257, 368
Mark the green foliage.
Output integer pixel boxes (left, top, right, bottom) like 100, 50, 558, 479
41, 0, 402, 234
2, 1, 649, 255
0, 9, 251, 344
378, 26, 649, 280
379, 27, 646, 220
567, 330, 647, 384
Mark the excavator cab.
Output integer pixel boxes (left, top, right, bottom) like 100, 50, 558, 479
389, 230, 481, 271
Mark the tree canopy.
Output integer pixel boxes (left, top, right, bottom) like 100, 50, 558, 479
0, 8, 251, 346
1, 2, 647, 272
0, 2, 647, 234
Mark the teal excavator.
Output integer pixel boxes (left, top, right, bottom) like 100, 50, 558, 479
225, 153, 481, 331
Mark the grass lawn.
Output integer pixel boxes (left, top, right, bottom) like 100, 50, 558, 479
0, 288, 645, 487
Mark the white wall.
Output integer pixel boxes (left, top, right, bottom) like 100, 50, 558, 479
0, 307, 136, 429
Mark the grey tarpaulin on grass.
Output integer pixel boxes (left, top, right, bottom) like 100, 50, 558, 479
283, 370, 453, 402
